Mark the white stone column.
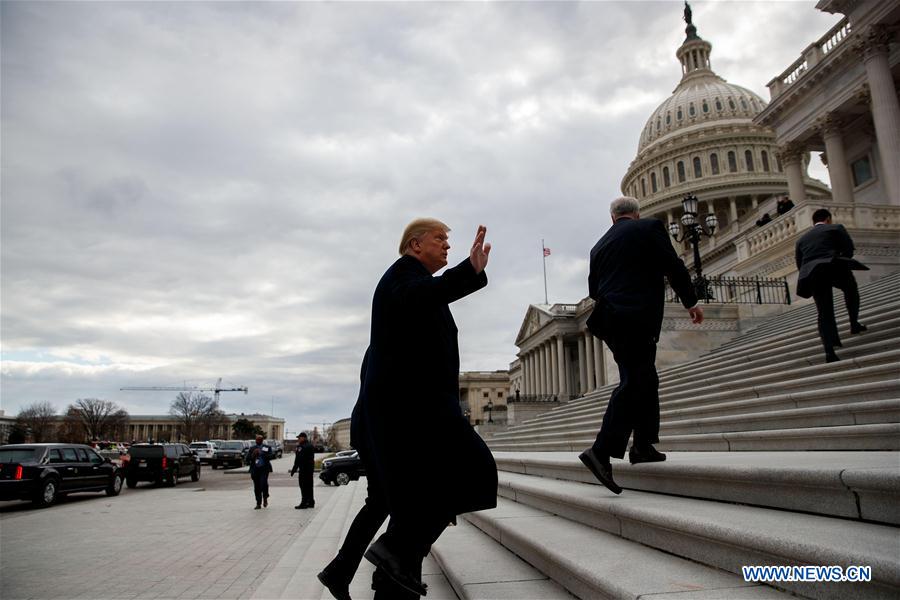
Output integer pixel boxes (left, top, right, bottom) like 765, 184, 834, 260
862, 27, 900, 205
584, 332, 595, 392
577, 336, 587, 395
593, 337, 604, 388
521, 354, 530, 396
729, 196, 738, 223
550, 339, 559, 396
751, 195, 758, 210
541, 344, 549, 395
556, 336, 567, 398
560, 337, 570, 399
536, 346, 544, 395
822, 116, 854, 203
781, 144, 807, 203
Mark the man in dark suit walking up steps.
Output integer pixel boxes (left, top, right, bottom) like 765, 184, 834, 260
795, 208, 868, 363
580, 196, 703, 495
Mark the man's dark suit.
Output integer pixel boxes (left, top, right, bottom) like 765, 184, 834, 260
795, 222, 867, 353
587, 217, 697, 459
355, 254, 497, 596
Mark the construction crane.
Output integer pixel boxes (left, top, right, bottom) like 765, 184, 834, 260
121, 378, 248, 404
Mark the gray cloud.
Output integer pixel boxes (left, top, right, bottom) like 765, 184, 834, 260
1, 1, 841, 433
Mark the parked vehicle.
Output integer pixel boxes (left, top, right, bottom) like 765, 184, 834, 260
209, 441, 244, 469
0, 443, 124, 508
319, 450, 365, 486
189, 441, 216, 464
265, 439, 283, 459
124, 443, 200, 488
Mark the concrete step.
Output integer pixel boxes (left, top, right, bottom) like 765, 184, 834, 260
495, 471, 900, 600
464, 498, 792, 600
431, 518, 574, 599
491, 451, 900, 525
492, 379, 900, 441
489, 423, 900, 452
252, 480, 458, 600
713, 272, 900, 350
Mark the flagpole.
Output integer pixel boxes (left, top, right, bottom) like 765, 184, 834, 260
541, 238, 548, 304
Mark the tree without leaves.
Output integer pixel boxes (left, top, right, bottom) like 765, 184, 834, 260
15, 401, 58, 443
62, 399, 130, 442
170, 392, 227, 442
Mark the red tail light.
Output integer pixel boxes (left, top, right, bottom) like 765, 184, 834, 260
14, 466, 23, 480
161, 457, 167, 469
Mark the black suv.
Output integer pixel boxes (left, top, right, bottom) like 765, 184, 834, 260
319, 451, 365, 486
209, 441, 244, 469
0, 443, 124, 508
124, 443, 200, 488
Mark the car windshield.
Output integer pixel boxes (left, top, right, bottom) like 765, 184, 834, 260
189, 443, 208, 449
129, 446, 164, 458
219, 442, 243, 450
0, 448, 41, 463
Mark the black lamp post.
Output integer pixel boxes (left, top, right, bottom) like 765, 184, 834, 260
668, 193, 718, 300
464, 408, 471, 424
487, 399, 494, 423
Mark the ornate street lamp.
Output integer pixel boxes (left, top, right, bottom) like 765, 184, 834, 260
669, 193, 718, 300
487, 399, 494, 423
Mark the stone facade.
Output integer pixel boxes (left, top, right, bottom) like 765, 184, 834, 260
125, 413, 285, 443
459, 371, 510, 426
331, 417, 351, 451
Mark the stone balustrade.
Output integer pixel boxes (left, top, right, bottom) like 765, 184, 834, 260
767, 17, 852, 100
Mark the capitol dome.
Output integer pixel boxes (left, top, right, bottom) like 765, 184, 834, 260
619, 5, 830, 278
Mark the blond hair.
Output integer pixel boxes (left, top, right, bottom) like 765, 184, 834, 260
398, 218, 450, 255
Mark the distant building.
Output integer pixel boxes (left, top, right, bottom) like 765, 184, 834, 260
126, 413, 284, 443
331, 418, 351, 450
459, 371, 510, 426
0, 410, 17, 445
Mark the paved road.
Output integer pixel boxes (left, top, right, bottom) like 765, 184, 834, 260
0, 457, 339, 599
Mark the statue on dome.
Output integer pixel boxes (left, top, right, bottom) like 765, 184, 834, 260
684, 1, 693, 26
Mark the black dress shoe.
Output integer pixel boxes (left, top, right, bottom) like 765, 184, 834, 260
629, 445, 666, 464
318, 565, 352, 600
825, 351, 841, 363
364, 539, 428, 596
851, 323, 867, 334
578, 448, 622, 495
295, 504, 307, 509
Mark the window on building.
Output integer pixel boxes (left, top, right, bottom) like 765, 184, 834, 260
710, 153, 720, 175
689, 103, 696, 117
641, 178, 646, 196
715, 98, 723, 111
693, 157, 702, 178
651, 172, 658, 192
761, 150, 770, 172
728, 151, 737, 173
745, 149, 755, 171
677, 161, 686, 183
702, 100, 709, 113
741, 98, 748, 110
676, 107, 683, 120
666, 112, 671, 125
851, 156, 874, 187
663, 166, 671, 187
657, 117, 661, 130
498, 392, 504, 398
728, 98, 736, 110
775, 156, 783, 172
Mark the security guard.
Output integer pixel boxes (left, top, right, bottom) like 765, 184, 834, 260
291, 432, 315, 509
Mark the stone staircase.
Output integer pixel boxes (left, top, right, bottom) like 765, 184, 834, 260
429, 270, 900, 599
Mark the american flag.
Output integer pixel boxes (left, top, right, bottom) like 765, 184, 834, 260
543, 247, 551, 257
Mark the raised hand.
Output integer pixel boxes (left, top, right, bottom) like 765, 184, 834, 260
469, 225, 491, 274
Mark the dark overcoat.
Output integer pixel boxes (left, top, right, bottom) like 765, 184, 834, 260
353, 255, 497, 518
587, 218, 697, 342
291, 441, 315, 476
795, 223, 868, 299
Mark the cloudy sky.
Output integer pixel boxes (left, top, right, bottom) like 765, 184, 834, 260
1, 1, 840, 435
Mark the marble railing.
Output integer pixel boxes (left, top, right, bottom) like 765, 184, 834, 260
767, 17, 852, 100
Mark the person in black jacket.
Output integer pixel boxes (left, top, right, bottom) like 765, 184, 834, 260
581, 196, 703, 495
795, 208, 868, 362
291, 432, 315, 509
248, 434, 273, 509
349, 218, 496, 598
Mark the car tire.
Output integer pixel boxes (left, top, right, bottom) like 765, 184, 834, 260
336, 472, 351, 486
126, 477, 137, 489
212, 463, 218, 470
191, 466, 200, 482
106, 473, 124, 496
168, 469, 178, 487
35, 477, 59, 508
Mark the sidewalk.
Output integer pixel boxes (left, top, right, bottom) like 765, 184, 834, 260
0, 470, 336, 599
